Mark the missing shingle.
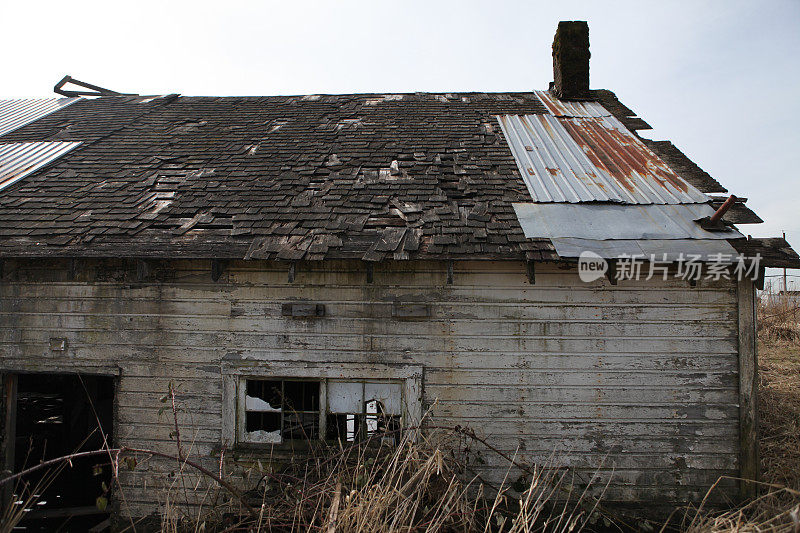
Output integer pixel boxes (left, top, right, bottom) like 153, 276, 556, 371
364, 95, 404, 106
170, 120, 207, 134
336, 118, 363, 131
267, 119, 290, 133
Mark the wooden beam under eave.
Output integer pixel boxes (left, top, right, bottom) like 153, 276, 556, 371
737, 279, 759, 500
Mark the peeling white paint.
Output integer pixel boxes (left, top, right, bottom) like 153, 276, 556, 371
2, 260, 743, 512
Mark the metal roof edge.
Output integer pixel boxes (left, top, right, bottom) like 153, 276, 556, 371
0, 98, 80, 138
0, 141, 83, 192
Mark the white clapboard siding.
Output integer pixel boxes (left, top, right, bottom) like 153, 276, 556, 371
0, 259, 740, 513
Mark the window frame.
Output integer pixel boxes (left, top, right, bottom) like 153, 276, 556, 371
222, 362, 423, 448
239, 378, 323, 444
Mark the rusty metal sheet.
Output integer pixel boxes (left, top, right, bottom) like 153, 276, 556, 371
0, 98, 79, 138
0, 141, 82, 191
496, 113, 709, 204
534, 90, 610, 118
512, 203, 741, 240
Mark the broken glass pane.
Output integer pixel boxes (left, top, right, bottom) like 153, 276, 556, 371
365, 382, 402, 415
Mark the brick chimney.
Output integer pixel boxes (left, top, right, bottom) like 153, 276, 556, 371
551, 21, 590, 100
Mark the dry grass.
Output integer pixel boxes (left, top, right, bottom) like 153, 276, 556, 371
758, 294, 800, 344
759, 340, 800, 495
677, 484, 800, 533
153, 427, 611, 532
759, 294, 800, 501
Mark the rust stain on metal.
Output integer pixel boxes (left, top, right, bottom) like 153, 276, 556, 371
537, 91, 562, 115
709, 194, 738, 224
496, 102, 708, 204
534, 90, 609, 119
560, 117, 690, 195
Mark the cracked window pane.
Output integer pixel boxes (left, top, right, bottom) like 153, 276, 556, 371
243, 379, 319, 443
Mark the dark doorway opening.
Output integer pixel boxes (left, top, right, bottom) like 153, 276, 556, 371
9, 373, 114, 532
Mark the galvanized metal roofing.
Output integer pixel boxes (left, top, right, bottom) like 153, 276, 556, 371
0, 98, 79, 138
549, 237, 738, 261
512, 202, 741, 261
0, 142, 82, 192
496, 105, 710, 205
512, 203, 741, 241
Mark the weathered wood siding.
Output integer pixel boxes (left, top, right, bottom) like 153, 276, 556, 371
0, 259, 741, 516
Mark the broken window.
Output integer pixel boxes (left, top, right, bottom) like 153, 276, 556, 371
242, 379, 320, 444
326, 381, 402, 443
238, 379, 402, 445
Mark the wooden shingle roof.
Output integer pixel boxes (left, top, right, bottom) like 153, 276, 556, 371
0, 92, 556, 260
0, 90, 796, 267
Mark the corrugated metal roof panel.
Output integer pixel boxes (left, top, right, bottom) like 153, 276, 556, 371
0, 98, 79, 138
512, 202, 741, 240
534, 90, 610, 118
0, 141, 82, 191
496, 113, 709, 204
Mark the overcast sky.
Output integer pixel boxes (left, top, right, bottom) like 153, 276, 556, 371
3, 0, 798, 285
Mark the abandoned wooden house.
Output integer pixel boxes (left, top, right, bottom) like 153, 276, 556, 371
1, 21, 799, 525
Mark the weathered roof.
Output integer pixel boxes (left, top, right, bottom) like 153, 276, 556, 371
0, 89, 796, 267
0, 92, 555, 261
497, 111, 709, 204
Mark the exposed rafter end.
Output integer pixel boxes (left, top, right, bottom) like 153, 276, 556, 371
137, 259, 152, 282
446, 261, 454, 285
288, 262, 296, 284
211, 259, 226, 282
365, 262, 374, 284
526, 261, 536, 284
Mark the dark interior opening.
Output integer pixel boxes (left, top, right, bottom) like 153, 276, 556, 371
326, 401, 402, 444
11, 373, 114, 532
244, 379, 320, 441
